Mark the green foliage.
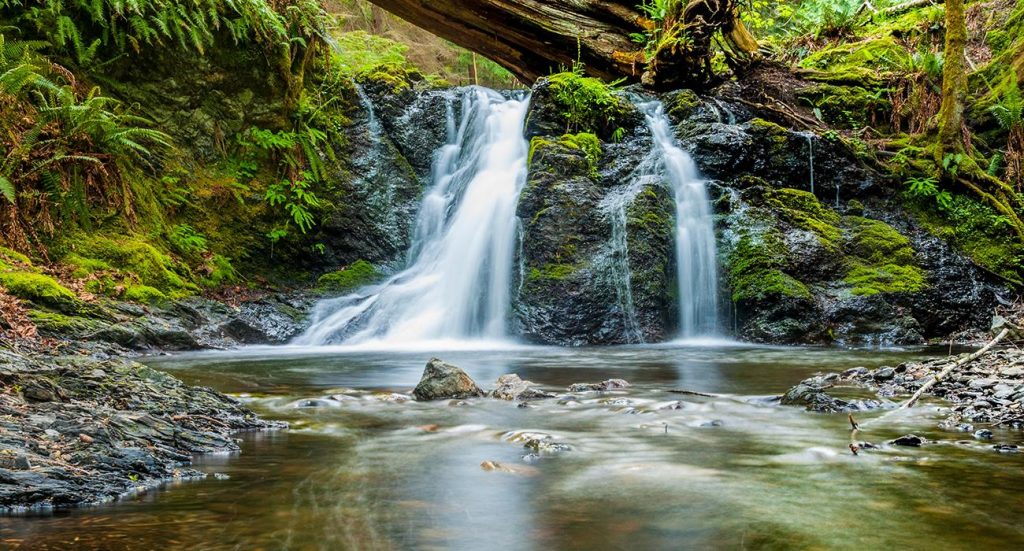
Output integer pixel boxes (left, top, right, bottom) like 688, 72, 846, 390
0, 32, 173, 238
167, 224, 208, 258
0, 0, 323, 60
317, 259, 379, 292
547, 67, 626, 137
989, 74, 1023, 131
265, 173, 321, 235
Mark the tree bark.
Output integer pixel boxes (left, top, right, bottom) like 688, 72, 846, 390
364, 0, 757, 86
936, 0, 967, 161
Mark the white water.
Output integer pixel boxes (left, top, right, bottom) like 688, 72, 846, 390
798, 131, 815, 195
296, 88, 529, 346
639, 101, 720, 338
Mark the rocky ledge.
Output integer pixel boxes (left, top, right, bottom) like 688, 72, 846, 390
783, 345, 1024, 431
0, 346, 284, 512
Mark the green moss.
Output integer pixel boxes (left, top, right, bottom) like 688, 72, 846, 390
528, 134, 599, 177
75, 236, 195, 295
123, 285, 168, 304
317, 260, 380, 293
844, 264, 927, 296
527, 263, 577, 282
65, 254, 113, 279
198, 254, 238, 288
28, 310, 100, 334
844, 216, 914, 265
356, 62, 418, 93
0, 271, 79, 310
727, 231, 812, 302
842, 216, 927, 295
0, 247, 32, 267
798, 83, 891, 129
764, 188, 842, 247
663, 89, 701, 121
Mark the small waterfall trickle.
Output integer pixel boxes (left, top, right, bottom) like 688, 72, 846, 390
296, 88, 530, 346
638, 101, 719, 338
601, 189, 645, 343
798, 131, 815, 195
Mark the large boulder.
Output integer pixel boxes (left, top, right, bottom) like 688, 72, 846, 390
412, 358, 484, 401
514, 116, 676, 345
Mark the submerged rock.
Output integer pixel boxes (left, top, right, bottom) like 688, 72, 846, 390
780, 374, 883, 413
567, 379, 631, 392
490, 374, 554, 401
888, 434, 925, 447
412, 358, 484, 401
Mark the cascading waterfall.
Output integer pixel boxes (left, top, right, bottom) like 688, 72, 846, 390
295, 88, 529, 346
638, 101, 719, 338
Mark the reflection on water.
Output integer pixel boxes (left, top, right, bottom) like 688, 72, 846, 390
3, 344, 1023, 550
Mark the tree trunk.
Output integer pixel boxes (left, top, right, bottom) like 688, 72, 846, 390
936, 0, 967, 162
364, 0, 757, 87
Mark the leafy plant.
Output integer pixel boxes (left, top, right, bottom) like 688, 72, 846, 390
167, 224, 208, 257
265, 172, 321, 234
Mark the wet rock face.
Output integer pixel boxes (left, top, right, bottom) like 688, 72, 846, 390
412, 359, 485, 401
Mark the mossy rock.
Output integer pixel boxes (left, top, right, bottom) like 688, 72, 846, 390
526, 263, 578, 283
75, 236, 196, 296
844, 264, 927, 296
762, 188, 842, 248
0, 247, 33, 268
28, 310, 103, 336
0, 271, 80, 311
727, 231, 812, 302
317, 260, 381, 293
663, 89, 702, 121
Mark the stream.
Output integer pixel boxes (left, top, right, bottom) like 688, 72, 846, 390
4, 344, 1024, 549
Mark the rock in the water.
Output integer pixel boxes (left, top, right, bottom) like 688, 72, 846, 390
412, 358, 484, 401
490, 374, 554, 401
973, 429, 994, 440
889, 434, 925, 447
567, 379, 631, 392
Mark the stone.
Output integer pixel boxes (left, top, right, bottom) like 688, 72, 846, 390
973, 429, 993, 440
412, 358, 484, 401
13, 455, 31, 470
969, 378, 998, 389
490, 374, 554, 401
873, 367, 895, 381
889, 434, 924, 447
567, 379, 631, 392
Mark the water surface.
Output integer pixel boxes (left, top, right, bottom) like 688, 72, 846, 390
4, 344, 1023, 550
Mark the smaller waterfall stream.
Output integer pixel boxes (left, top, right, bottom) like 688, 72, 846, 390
296, 88, 529, 346
638, 102, 719, 338
798, 131, 815, 195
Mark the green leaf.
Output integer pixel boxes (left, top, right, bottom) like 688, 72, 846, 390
0, 175, 15, 203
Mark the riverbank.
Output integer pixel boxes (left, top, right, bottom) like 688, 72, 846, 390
0, 342, 285, 512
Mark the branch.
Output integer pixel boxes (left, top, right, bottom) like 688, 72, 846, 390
899, 327, 1010, 409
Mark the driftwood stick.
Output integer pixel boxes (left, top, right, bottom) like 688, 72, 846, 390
899, 327, 1010, 409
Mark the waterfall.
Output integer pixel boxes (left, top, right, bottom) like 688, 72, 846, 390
295, 88, 530, 346
638, 101, 719, 338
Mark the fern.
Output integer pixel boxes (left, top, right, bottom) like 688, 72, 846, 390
0, 175, 15, 203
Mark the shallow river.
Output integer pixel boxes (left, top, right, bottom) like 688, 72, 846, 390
4, 343, 1024, 550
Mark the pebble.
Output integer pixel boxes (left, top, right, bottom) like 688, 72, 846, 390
79, 433, 94, 444
13, 455, 31, 470
973, 429, 994, 440
993, 444, 1019, 453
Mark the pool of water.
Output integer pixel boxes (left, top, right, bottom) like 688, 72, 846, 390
3, 343, 1023, 550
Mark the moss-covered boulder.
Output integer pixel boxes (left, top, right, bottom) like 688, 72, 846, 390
514, 121, 675, 345
715, 179, 1000, 345
317, 260, 381, 293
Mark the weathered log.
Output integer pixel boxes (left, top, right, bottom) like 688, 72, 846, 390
364, 0, 758, 87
